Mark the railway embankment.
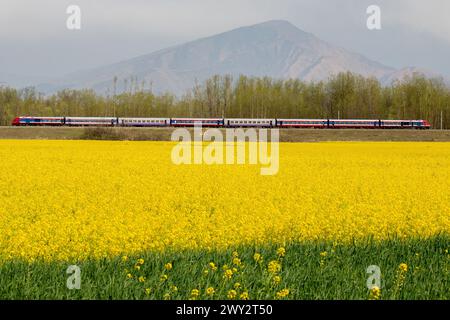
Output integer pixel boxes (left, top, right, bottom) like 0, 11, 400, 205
1, 126, 450, 142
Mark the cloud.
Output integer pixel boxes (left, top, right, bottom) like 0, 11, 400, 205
0, 0, 449, 77
380, 0, 450, 42
0, 0, 276, 39
2, 0, 449, 43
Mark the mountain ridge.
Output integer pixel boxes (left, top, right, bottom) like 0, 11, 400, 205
29, 20, 445, 95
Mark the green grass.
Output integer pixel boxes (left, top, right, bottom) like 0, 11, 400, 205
1, 126, 450, 142
0, 236, 448, 300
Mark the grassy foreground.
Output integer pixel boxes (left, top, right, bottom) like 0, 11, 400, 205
0, 237, 448, 300
0, 126, 450, 142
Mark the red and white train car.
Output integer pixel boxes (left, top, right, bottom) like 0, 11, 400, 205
119, 118, 170, 127
276, 119, 327, 128
170, 118, 224, 127
225, 118, 275, 127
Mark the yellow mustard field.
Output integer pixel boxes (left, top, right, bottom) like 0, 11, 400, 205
0, 140, 449, 262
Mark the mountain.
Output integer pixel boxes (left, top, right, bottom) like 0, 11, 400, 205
36, 20, 443, 95
379, 66, 443, 85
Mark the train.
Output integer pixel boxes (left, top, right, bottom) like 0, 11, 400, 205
11, 116, 431, 129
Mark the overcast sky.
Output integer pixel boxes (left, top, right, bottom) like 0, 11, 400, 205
1, 0, 450, 79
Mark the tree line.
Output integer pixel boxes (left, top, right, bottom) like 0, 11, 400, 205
0, 72, 449, 128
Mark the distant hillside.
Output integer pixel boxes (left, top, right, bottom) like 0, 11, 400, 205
35, 20, 443, 95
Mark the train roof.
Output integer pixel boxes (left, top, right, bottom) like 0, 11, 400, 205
225, 118, 275, 120
277, 119, 327, 121
171, 118, 223, 120
120, 117, 170, 120
19, 116, 64, 119
65, 116, 117, 119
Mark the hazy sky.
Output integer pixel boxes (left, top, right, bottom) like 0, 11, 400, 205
1, 0, 450, 78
